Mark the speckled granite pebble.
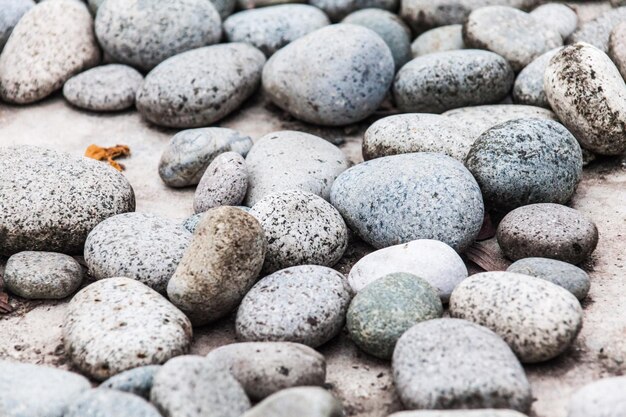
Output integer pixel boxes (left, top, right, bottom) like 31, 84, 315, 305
392, 319, 532, 411
512, 48, 562, 108
0, 146, 135, 256
507, 258, 590, 300
263, 24, 394, 125
194, 152, 248, 213
389, 410, 529, 417
411, 25, 465, 57
137, 44, 266, 128
568, 7, 626, 52
236, 265, 353, 347
568, 376, 626, 417
242, 387, 343, 417
609, 22, 626, 79
497, 203, 599, 264
330, 153, 484, 252
450, 272, 583, 363
183, 213, 204, 233
4, 251, 82, 299
159, 128, 253, 188
530, 3, 577, 39
206, 342, 326, 400
309, 0, 396, 21
63, 278, 192, 381
0, 0, 34, 51
66, 389, 161, 417
100, 365, 160, 399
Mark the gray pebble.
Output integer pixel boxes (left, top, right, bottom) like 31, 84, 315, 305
411, 25, 465, 57
238, 0, 305, 8
211, 0, 236, 19
568, 7, 626, 52
512, 48, 562, 108
389, 410, 529, 417
263, 24, 394, 125
236, 265, 353, 348
242, 387, 343, 417
0, 0, 34, 51
449, 272, 583, 363
392, 318, 532, 411
530, 3, 578, 39
309, 0, 396, 21
183, 213, 204, 233
568, 376, 626, 417
609, 22, 626, 79
194, 152, 248, 213
65, 389, 161, 417
507, 257, 590, 300
100, 365, 161, 399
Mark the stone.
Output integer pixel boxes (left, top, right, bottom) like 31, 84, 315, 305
183, 213, 204, 234
95, 0, 221, 72
239, 0, 304, 8
507, 258, 590, 300
497, 203, 599, 265
449, 272, 583, 363
568, 7, 626, 53
568, 377, 626, 417
348, 239, 468, 302
167, 207, 266, 326
65, 389, 161, 417
194, 152, 248, 213
63, 278, 193, 381
63, 64, 144, 112
393, 50, 514, 113
4, 251, 82, 299
244, 131, 349, 206
512, 48, 562, 108
159, 128, 253, 188
263, 24, 394, 125
411, 25, 465, 57
347, 273, 443, 359
88, 0, 105, 14
137, 44, 266, 128
0, 0, 100, 103
392, 318, 532, 411
211, 0, 236, 19
151, 356, 251, 417
389, 410, 529, 417
249, 190, 348, 274
0, 361, 90, 417
224, 5, 330, 56
206, 342, 326, 400
530, 3, 578, 39
309, 0, 396, 21
100, 365, 161, 399
241, 387, 343, 417
0, 146, 135, 256
0, 0, 34, 51
545, 43, 626, 155
236, 265, 353, 348
609, 22, 626, 79
330, 153, 484, 252
465, 118, 583, 213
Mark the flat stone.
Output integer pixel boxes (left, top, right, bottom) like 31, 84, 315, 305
568, 7, 626, 52
194, 152, 248, 213
309, 0, 397, 21
507, 257, 590, 300
512, 48, 562, 108
530, 3, 578, 39
568, 376, 626, 417
100, 365, 161, 399
609, 22, 626, 79
65, 389, 161, 417
241, 387, 343, 417
0, 0, 34, 51
411, 25, 465, 57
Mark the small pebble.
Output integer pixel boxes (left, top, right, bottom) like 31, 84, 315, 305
530, 3, 578, 39
389, 411, 529, 417
211, 0, 236, 19
309, 0, 397, 21
411, 25, 465, 57
507, 258, 590, 300
609, 22, 626, 79
512, 48, 562, 108
65, 389, 161, 417
194, 152, 248, 213
568, 7, 626, 52
568, 376, 626, 417
0, 0, 34, 51
241, 387, 343, 417
100, 365, 160, 399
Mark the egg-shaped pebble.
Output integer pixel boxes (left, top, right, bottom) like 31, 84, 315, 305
568, 377, 626, 417
512, 48, 561, 108
568, 7, 626, 52
242, 387, 343, 417
100, 365, 160, 399
530, 3, 578, 39
411, 25, 465, 57
194, 152, 248, 213
65, 389, 161, 417
507, 258, 590, 300
0, 0, 34, 51
609, 22, 626, 79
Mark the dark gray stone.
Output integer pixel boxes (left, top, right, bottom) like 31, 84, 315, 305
65, 389, 161, 417
568, 7, 626, 53
211, 0, 236, 19
194, 152, 248, 213
100, 365, 161, 399
507, 257, 590, 300
568, 377, 626, 417
241, 387, 343, 417
0, 0, 34, 51
411, 25, 465, 57
309, 0, 397, 21
512, 48, 562, 108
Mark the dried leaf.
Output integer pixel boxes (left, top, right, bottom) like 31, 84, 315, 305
0, 292, 12, 314
466, 238, 511, 272
85, 144, 130, 171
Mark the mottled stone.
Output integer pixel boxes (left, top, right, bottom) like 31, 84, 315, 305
194, 152, 248, 213
242, 387, 343, 417
449, 272, 583, 363
65, 389, 161, 417
507, 258, 590, 300
236, 265, 353, 347
512, 48, 562, 108
568, 7, 626, 52
309, 0, 396, 21
568, 377, 626, 417
0, 0, 34, 51
392, 319, 532, 411
263, 24, 394, 125
63, 278, 193, 381
609, 22, 626, 79
0, 146, 135, 256
411, 25, 465, 57
389, 410, 529, 417
100, 365, 160, 399
530, 3, 577, 39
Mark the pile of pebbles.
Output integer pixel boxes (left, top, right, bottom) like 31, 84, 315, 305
0, 0, 625, 416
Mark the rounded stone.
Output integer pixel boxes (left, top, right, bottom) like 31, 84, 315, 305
249, 190, 348, 274
512, 48, 562, 108
449, 272, 583, 363
568, 7, 626, 53
262, 24, 394, 126
236, 265, 353, 348
211, 0, 236, 19
393, 50, 514, 113
609, 22, 626, 79
206, 342, 326, 400
4, 251, 83, 299
530, 3, 578, 39
465, 118, 583, 213
241, 387, 343, 417
568, 377, 626, 417
224, 5, 330, 56
392, 318, 532, 411
63, 277, 193, 381
497, 203, 599, 265
330, 153, 484, 252
95, 0, 221, 72
167, 207, 266, 326
411, 25, 465, 57
100, 365, 160, 399
389, 412, 529, 417
0, 0, 34, 51
63, 64, 144, 112
309, 0, 396, 21
0, 146, 135, 256
66, 389, 161, 417
507, 258, 590, 300
194, 152, 248, 213
137, 44, 266, 128
545, 43, 626, 155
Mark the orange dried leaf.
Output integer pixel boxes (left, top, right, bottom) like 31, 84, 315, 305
85, 144, 131, 171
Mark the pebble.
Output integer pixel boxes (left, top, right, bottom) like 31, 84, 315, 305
497, 203, 599, 264
224, 5, 330, 56
0, 361, 90, 417
389, 410, 529, 417
244, 131, 349, 206
4, 251, 83, 299
95, 0, 221, 72
392, 318, 532, 411
530, 3, 578, 39
249, 190, 348, 273
137, 44, 266, 128
449, 272, 583, 363
212, 0, 236, 19
0, 0, 34, 51
393, 50, 514, 113
100, 365, 160, 399
84, 212, 191, 293
65, 389, 161, 417
0, 146, 135, 256
63, 278, 193, 380
330, 153, 484, 252
309, 0, 396, 21
236, 265, 353, 348
263, 24, 394, 125
63, 64, 144, 112
0, 0, 100, 104
151, 355, 251, 417
347, 273, 443, 359
183, 213, 204, 233
512, 48, 562, 108
194, 152, 248, 213
239, 0, 304, 8
568, 376, 626, 417
609, 22, 626, 79
167, 207, 266, 326
411, 25, 465, 57
206, 342, 326, 400
545, 43, 626, 155
241, 387, 343, 417
507, 258, 590, 300
159, 128, 253, 188
568, 7, 626, 52
465, 118, 583, 213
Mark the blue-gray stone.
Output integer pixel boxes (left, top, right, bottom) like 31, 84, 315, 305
309, 0, 397, 21
0, 0, 34, 51
100, 366, 161, 399
507, 257, 590, 300
66, 389, 161, 417
512, 48, 562, 108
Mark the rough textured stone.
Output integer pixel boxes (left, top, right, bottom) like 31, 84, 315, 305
65, 389, 161, 417
568, 7, 626, 52
241, 387, 343, 417
309, 0, 396, 21
568, 377, 626, 417
100, 365, 160, 399
512, 48, 562, 108
507, 258, 590, 300
411, 25, 465, 57
194, 152, 248, 213
530, 3, 577, 39
0, 0, 34, 51
609, 22, 626, 79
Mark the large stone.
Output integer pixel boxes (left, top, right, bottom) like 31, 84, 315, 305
530, 3, 578, 39
568, 377, 626, 417
507, 257, 590, 300
609, 22, 626, 79
241, 387, 343, 417
411, 25, 465, 57
65, 389, 161, 417
568, 7, 626, 53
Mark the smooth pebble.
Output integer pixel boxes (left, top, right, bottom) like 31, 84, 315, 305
0, 0, 34, 51
568, 376, 626, 417
100, 365, 161, 399
242, 387, 343, 417
411, 25, 465, 57
609, 22, 626, 79
530, 3, 578, 39
507, 257, 590, 300
65, 389, 161, 417
194, 152, 248, 213
512, 48, 562, 108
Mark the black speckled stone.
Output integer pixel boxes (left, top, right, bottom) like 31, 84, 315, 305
100, 365, 160, 399
242, 387, 343, 417
194, 152, 248, 213
66, 389, 161, 417
507, 257, 590, 300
